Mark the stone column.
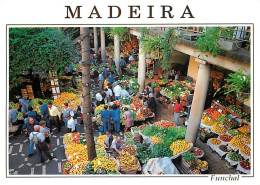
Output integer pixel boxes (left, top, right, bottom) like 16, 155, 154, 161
138, 44, 146, 93
100, 27, 106, 63
185, 59, 210, 143
114, 34, 120, 73
93, 27, 98, 54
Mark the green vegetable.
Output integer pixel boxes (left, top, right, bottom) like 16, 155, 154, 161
182, 152, 195, 162
83, 163, 95, 174
125, 132, 133, 138
64, 162, 72, 169
80, 136, 86, 145
228, 129, 241, 137
120, 97, 133, 105
227, 152, 242, 161
135, 144, 153, 164
150, 143, 172, 158
126, 140, 134, 146
141, 126, 161, 137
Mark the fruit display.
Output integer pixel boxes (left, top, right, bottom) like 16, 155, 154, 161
219, 145, 231, 153
68, 103, 78, 110
202, 116, 217, 126
122, 145, 136, 155
63, 133, 74, 145
61, 92, 77, 100
228, 105, 247, 117
229, 134, 251, 148
237, 125, 251, 134
211, 123, 227, 134
209, 138, 221, 145
240, 159, 250, 170
69, 161, 89, 175
156, 79, 168, 86
196, 159, 208, 171
91, 157, 117, 172
223, 119, 241, 129
170, 140, 190, 156
150, 137, 163, 144
228, 129, 241, 137
211, 110, 221, 120
94, 104, 109, 115
70, 97, 82, 106
154, 120, 177, 128
53, 96, 67, 107
239, 145, 251, 156
130, 97, 143, 110
219, 134, 233, 142
204, 107, 215, 116
66, 143, 88, 164
193, 148, 203, 157
72, 132, 81, 143
227, 152, 242, 161
119, 152, 138, 170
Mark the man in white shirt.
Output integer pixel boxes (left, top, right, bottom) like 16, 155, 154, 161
96, 90, 103, 106
104, 88, 113, 103
65, 114, 76, 132
129, 54, 134, 62
47, 102, 61, 133
113, 83, 122, 100
121, 87, 131, 98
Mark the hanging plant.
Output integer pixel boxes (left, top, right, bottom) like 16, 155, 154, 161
108, 27, 129, 41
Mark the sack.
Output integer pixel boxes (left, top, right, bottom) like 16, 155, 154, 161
32, 132, 40, 144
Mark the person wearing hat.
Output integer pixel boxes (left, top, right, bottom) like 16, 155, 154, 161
147, 93, 156, 113
66, 114, 76, 133
39, 121, 51, 148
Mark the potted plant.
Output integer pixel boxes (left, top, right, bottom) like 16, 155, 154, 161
224, 69, 250, 102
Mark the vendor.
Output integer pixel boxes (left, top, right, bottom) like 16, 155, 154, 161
111, 136, 123, 155
174, 97, 183, 125
147, 83, 153, 94
105, 130, 113, 150
23, 117, 39, 137
121, 87, 131, 98
9, 106, 18, 125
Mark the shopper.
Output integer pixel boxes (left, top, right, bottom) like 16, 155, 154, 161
121, 87, 131, 98
113, 83, 122, 100
187, 90, 194, 119
65, 114, 76, 133
129, 53, 134, 63
103, 67, 108, 78
47, 102, 61, 133
101, 105, 111, 133
147, 83, 154, 94
108, 72, 114, 83
119, 57, 126, 74
111, 104, 121, 133
62, 103, 74, 126
39, 121, 51, 149
123, 107, 134, 132
174, 97, 183, 125
30, 125, 54, 163
98, 71, 105, 90
38, 101, 51, 129
9, 106, 18, 125
105, 88, 113, 103
24, 117, 39, 156
96, 90, 103, 106
72, 74, 77, 89
147, 93, 156, 113
93, 70, 99, 84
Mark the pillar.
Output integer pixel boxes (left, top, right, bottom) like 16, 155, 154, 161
100, 27, 106, 63
138, 44, 146, 93
185, 59, 210, 143
114, 34, 120, 73
93, 27, 98, 54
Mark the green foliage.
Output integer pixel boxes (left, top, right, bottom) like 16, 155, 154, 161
150, 143, 172, 158
224, 69, 250, 94
9, 28, 77, 86
195, 27, 222, 58
107, 27, 129, 40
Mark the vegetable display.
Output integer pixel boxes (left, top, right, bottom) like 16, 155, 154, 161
150, 137, 163, 144
95, 104, 109, 115
228, 129, 241, 137
237, 125, 251, 134
150, 143, 172, 158
120, 97, 133, 105
219, 145, 231, 153
229, 134, 251, 148
182, 152, 195, 162
239, 145, 251, 156
227, 152, 242, 161
228, 105, 247, 117
135, 144, 153, 164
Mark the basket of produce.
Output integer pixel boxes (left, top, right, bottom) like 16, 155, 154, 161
122, 145, 136, 155
237, 159, 251, 174
170, 140, 193, 159
125, 139, 135, 146
181, 152, 197, 169
66, 143, 88, 164
229, 134, 251, 151
211, 123, 227, 135
192, 147, 204, 159
69, 161, 89, 175
63, 133, 74, 145
215, 145, 232, 159
207, 138, 221, 151
90, 157, 119, 174
196, 159, 208, 172
225, 152, 243, 167
238, 145, 251, 160
62, 161, 73, 175
119, 152, 141, 174
124, 132, 134, 141
72, 132, 81, 143
135, 144, 153, 165
218, 134, 233, 145
237, 125, 251, 134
